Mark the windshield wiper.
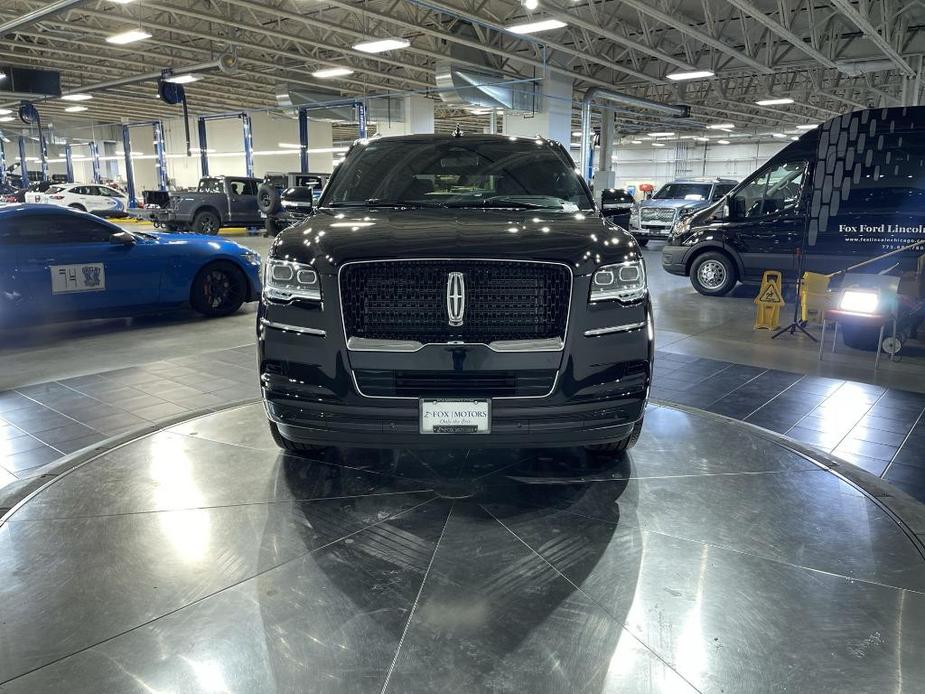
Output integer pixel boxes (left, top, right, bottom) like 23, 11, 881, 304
364, 198, 445, 208
444, 197, 562, 210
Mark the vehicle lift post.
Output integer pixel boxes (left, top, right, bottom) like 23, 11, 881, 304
17, 136, 28, 188
64, 143, 74, 182
356, 101, 367, 139
298, 107, 309, 174
70, 140, 102, 184
196, 112, 255, 178
121, 120, 169, 208
0, 139, 6, 185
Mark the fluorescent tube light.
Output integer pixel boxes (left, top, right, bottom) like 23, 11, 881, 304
106, 29, 152, 45
165, 74, 201, 84
666, 70, 715, 81
706, 124, 735, 130
62, 93, 93, 101
717, 139, 731, 145
648, 132, 675, 137
796, 124, 818, 130
65, 106, 88, 113
755, 97, 795, 106
313, 67, 354, 78
353, 38, 410, 53
507, 19, 567, 34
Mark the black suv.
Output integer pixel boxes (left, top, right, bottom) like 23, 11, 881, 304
258, 134, 652, 453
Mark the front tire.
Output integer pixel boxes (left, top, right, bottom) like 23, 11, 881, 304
585, 419, 643, 455
690, 251, 737, 296
190, 261, 246, 317
268, 420, 329, 455
192, 210, 220, 235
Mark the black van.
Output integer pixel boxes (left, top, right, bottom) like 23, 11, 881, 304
661, 106, 925, 295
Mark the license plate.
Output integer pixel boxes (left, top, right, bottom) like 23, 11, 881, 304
50, 263, 106, 294
420, 399, 491, 435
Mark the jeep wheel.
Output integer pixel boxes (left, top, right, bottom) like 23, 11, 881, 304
257, 183, 282, 215
192, 210, 220, 235
690, 252, 737, 296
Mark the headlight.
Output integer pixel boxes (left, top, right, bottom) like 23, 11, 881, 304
672, 215, 693, 238
590, 260, 647, 303
264, 259, 321, 302
839, 290, 879, 314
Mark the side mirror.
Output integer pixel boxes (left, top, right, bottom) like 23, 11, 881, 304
720, 199, 731, 220
281, 186, 314, 213
110, 230, 135, 245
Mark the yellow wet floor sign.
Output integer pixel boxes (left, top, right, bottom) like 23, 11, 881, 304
754, 271, 785, 330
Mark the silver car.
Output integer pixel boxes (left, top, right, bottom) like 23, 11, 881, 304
629, 178, 737, 245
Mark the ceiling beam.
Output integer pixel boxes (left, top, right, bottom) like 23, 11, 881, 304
829, 0, 915, 76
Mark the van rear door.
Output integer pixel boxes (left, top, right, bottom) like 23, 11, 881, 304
805, 109, 925, 274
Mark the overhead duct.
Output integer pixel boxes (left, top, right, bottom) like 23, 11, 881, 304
579, 88, 690, 181
0, 65, 61, 99
276, 86, 405, 123
0, 0, 88, 35
436, 63, 538, 112
836, 59, 898, 77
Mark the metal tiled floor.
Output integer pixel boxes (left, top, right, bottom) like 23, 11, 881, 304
651, 352, 925, 501
0, 346, 259, 483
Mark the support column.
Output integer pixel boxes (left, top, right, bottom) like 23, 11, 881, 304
197, 117, 209, 176
121, 125, 136, 208
593, 113, 617, 205
374, 95, 435, 136
88, 140, 101, 183
153, 121, 168, 190
298, 108, 310, 173
501, 73, 573, 145
64, 143, 74, 182
18, 136, 28, 187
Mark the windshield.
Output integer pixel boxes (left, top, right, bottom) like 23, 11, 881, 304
654, 183, 712, 201
322, 138, 593, 210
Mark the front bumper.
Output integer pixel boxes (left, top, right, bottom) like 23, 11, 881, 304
629, 224, 674, 240
661, 244, 690, 276
258, 277, 652, 449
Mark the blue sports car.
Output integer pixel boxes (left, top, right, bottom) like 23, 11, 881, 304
0, 204, 262, 325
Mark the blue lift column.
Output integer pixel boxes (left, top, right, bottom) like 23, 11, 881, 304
152, 121, 169, 190
0, 140, 6, 185
197, 113, 255, 178
88, 141, 101, 183
64, 144, 75, 182
18, 136, 28, 188
38, 129, 48, 182
298, 107, 309, 173
121, 125, 136, 207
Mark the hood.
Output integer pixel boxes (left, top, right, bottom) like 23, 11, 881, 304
272, 208, 640, 275
141, 231, 253, 254
638, 198, 708, 210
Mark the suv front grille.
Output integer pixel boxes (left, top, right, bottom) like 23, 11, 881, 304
640, 208, 677, 223
340, 260, 571, 344
354, 370, 557, 398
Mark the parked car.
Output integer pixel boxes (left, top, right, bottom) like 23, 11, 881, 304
600, 188, 635, 229
629, 177, 737, 245
662, 106, 925, 296
258, 134, 652, 455
0, 204, 262, 325
257, 171, 330, 236
158, 175, 263, 234
32, 182, 128, 217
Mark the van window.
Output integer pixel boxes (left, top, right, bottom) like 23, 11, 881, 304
837, 132, 925, 214
731, 161, 807, 218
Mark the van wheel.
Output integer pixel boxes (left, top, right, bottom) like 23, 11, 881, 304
192, 210, 220, 235
691, 252, 737, 296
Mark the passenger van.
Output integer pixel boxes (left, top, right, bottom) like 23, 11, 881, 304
661, 106, 925, 295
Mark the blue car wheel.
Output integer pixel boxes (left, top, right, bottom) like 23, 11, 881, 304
190, 261, 247, 317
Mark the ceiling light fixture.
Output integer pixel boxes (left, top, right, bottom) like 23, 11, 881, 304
755, 97, 795, 106
353, 38, 410, 53
630, 140, 643, 144
0, 108, 11, 115
0, 116, 14, 122
666, 70, 715, 81
652, 143, 666, 147
65, 106, 88, 113
313, 67, 354, 78
706, 124, 735, 130
165, 74, 201, 84
62, 93, 93, 101
507, 19, 567, 34
717, 139, 731, 145
648, 132, 675, 137
796, 124, 818, 130
105, 29, 152, 45
522, 0, 540, 9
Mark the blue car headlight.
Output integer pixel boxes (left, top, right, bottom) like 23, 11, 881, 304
264, 259, 321, 302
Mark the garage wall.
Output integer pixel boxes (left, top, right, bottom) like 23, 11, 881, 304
607, 140, 788, 190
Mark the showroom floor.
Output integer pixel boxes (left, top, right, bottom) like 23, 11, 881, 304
1, 403, 923, 693
3, 231, 925, 692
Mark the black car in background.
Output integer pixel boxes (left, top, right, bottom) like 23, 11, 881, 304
663, 106, 925, 295
258, 134, 652, 454
600, 188, 635, 229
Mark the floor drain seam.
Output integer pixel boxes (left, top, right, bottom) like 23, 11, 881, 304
481, 505, 705, 694
380, 502, 453, 694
